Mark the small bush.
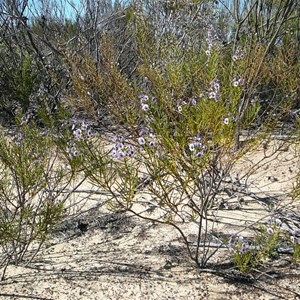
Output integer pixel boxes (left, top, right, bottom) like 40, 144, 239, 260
0, 120, 75, 280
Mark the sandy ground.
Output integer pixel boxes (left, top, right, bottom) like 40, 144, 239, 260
0, 140, 300, 300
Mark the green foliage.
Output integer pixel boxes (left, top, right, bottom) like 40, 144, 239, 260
64, 12, 266, 269
292, 243, 300, 263
233, 250, 254, 273
255, 223, 281, 262
15, 54, 38, 112
0, 0, 299, 278
0, 52, 39, 122
227, 233, 255, 273
0, 121, 72, 274
229, 219, 299, 274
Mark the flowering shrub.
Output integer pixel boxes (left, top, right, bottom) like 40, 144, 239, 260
254, 218, 282, 262
0, 120, 77, 280
0, 0, 298, 284
228, 234, 253, 273
61, 3, 294, 271
66, 42, 263, 269
228, 217, 300, 273
56, 1, 299, 273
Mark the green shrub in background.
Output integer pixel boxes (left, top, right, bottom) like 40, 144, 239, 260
0, 119, 77, 280
0, 51, 39, 121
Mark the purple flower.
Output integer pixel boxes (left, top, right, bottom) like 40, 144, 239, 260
208, 92, 216, 99
232, 47, 245, 61
241, 243, 247, 254
13, 132, 24, 147
223, 118, 229, 125
87, 129, 93, 138
149, 140, 155, 147
127, 147, 135, 157
195, 151, 204, 158
115, 142, 124, 150
232, 55, 238, 61
189, 143, 195, 152
115, 151, 125, 159
208, 80, 221, 101
233, 77, 244, 87
81, 121, 88, 131
140, 95, 149, 103
138, 137, 146, 145
127, 152, 134, 158
73, 128, 82, 140
213, 82, 220, 91
266, 227, 274, 235
194, 142, 202, 148
118, 135, 125, 142
193, 136, 202, 142
191, 98, 197, 106
142, 104, 149, 111
233, 80, 239, 87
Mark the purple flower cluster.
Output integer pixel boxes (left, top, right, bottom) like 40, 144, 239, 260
208, 80, 221, 101
223, 117, 229, 125
228, 233, 249, 254
266, 217, 282, 235
66, 142, 79, 159
71, 121, 92, 141
110, 128, 165, 161
111, 135, 136, 159
141, 97, 149, 111
65, 120, 93, 160
188, 136, 206, 158
190, 97, 197, 106
29, 148, 46, 164
232, 46, 245, 61
12, 132, 24, 147
176, 98, 198, 112
205, 28, 219, 56
11, 130, 47, 164
140, 94, 156, 112
232, 77, 244, 87
137, 126, 156, 148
